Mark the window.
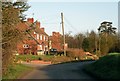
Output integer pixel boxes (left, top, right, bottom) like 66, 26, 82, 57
45, 45, 48, 47
44, 35, 46, 41
37, 45, 42, 50
40, 35, 42, 40
45, 36, 48, 41
37, 34, 39, 39
40, 45, 42, 50
34, 32, 36, 34
23, 44, 29, 48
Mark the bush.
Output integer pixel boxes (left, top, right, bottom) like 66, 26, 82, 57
40, 55, 54, 62
66, 48, 85, 60
51, 56, 73, 64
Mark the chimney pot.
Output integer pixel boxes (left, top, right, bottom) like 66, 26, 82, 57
41, 28, 44, 32
27, 18, 34, 23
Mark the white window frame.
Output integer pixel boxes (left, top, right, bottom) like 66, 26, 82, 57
40, 45, 42, 50
34, 32, 36, 34
44, 35, 46, 41
23, 44, 29, 48
37, 34, 39, 39
40, 35, 42, 40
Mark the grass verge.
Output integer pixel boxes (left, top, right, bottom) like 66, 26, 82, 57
84, 53, 120, 79
2, 64, 33, 79
15, 54, 96, 64
15, 55, 54, 62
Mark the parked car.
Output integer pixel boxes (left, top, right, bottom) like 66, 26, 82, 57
49, 48, 58, 55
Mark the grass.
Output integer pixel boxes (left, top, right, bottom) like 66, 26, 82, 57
15, 55, 54, 62
84, 53, 120, 79
40, 55, 54, 61
2, 64, 33, 79
15, 54, 96, 64
108, 52, 120, 55
3, 55, 54, 80
15, 54, 77, 63
15, 55, 41, 61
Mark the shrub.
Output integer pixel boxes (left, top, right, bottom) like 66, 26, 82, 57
66, 48, 85, 59
51, 56, 72, 64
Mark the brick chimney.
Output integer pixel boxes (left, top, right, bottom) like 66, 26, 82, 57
52, 32, 56, 36
36, 21, 40, 28
52, 32, 60, 36
41, 28, 44, 32
27, 18, 34, 23
56, 32, 59, 35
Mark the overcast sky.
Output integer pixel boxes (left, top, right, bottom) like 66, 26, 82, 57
24, 0, 119, 35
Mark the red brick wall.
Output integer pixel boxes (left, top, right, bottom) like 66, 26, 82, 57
50, 32, 63, 51
36, 21, 40, 28
17, 40, 37, 54
17, 18, 48, 55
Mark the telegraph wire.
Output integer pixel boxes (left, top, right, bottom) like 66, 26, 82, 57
64, 16, 80, 34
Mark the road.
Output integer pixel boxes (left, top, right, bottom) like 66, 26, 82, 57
20, 61, 97, 80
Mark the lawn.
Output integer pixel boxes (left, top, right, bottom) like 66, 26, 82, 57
2, 55, 54, 80
84, 53, 120, 79
15, 54, 54, 62
15, 54, 96, 64
2, 64, 33, 79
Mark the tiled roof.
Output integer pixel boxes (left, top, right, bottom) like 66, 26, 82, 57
34, 27, 48, 36
25, 21, 48, 36
16, 22, 29, 31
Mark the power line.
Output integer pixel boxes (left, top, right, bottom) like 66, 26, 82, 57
42, 23, 59, 24
64, 16, 79, 33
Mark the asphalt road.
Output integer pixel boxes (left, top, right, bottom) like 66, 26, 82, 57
21, 61, 97, 80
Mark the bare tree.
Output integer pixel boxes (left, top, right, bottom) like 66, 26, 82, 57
2, 1, 30, 75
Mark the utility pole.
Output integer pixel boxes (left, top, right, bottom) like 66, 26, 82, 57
61, 12, 66, 56
98, 31, 101, 56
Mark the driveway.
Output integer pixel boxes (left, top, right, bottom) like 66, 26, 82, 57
20, 61, 97, 80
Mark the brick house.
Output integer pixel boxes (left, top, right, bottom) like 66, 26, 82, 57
17, 18, 49, 55
49, 32, 64, 51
